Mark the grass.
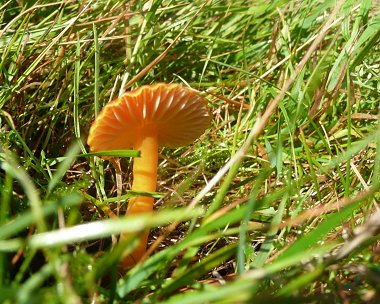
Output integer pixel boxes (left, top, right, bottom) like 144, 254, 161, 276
0, 0, 379, 303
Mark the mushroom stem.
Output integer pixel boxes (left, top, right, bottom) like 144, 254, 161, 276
120, 130, 158, 268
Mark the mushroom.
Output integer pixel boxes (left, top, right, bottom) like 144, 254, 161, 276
87, 83, 211, 268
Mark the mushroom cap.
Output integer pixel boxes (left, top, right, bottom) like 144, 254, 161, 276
87, 83, 211, 151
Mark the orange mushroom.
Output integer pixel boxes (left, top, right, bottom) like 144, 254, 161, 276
87, 83, 211, 268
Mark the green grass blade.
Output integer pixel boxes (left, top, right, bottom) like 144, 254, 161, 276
270, 192, 369, 265
159, 244, 237, 297
80, 150, 140, 158
0, 193, 82, 240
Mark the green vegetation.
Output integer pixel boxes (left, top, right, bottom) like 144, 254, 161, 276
1, 0, 379, 303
